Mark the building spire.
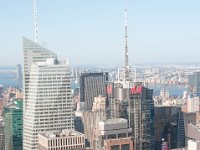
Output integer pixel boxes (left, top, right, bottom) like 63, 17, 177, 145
33, 0, 39, 43
124, 5, 129, 81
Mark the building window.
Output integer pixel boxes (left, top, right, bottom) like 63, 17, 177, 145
121, 144, 130, 150
111, 145, 120, 150
118, 133, 126, 138
108, 134, 116, 139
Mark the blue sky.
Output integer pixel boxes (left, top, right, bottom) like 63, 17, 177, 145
0, 0, 200, 66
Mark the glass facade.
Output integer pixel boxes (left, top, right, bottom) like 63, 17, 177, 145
129, 82, 154, 150
4, 100, 23, 150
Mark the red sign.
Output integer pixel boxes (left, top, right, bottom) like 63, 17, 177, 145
107, 85, 112, 94
130, 85, 142, 94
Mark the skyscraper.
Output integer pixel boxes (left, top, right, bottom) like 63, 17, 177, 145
80, 72, 108, 110
0, 119, 4, 150
129, 82, 154, 150
106, 81, 154, 150
154, 106, 185, 149
4, 100, 23, 150
23, 37, 57, 110
188, 72, 200, 96
23, 38, 74, 150
16, 64, 22, 80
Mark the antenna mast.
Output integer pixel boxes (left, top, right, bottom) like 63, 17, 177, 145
33, 0, 39, 43
124, 6, 129, 81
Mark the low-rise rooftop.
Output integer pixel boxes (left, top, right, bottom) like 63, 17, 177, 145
40, 129, 84, 139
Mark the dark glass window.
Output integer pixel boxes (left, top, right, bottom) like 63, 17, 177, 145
121, 144, 130, 150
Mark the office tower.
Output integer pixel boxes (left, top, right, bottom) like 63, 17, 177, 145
23, 37, 57, 111
177, 112, 185, 148
107, 81, 154, 150
0, 119, 4, 150
154, 106, 185, 149
186, 95, 200, 113
129, 82, 154, 150
188, 72, 200, 95
75, 110, 106, 148
4, 100, 23, 150
23, 38, 74, 150
38, 130, 85, 150
16, 64, 22, 80
80, 72, 108, 110
74, 111, 84, 134
106, 81, 130, 119
94, 118, 133, 150
0, 101, 4, 116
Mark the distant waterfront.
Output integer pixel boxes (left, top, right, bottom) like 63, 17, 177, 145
71, 82, 186, 97
148, 84, 186, 97
0, 73, 22, 88
0, 69, 186, 96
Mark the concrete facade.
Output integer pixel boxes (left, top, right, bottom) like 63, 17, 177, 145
38, 130, 85, 150
104, 138, 134, 150
94, 118, 133, 150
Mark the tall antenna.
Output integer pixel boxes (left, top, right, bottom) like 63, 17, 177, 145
33, 0, 39, 43
124, 6, 129, 81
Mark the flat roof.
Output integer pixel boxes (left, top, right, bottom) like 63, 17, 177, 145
40, 129, 84, 139
99, 118, 127, 125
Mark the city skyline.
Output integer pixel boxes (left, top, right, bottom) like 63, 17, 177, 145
0, 0, 200, 66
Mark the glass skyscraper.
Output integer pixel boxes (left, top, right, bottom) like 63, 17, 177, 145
129, 82, 154, 150
4, 100, 23, 150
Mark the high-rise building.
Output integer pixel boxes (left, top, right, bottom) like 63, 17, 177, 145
106, 81, 129, 119
16, 64, 22, 80
0, 118, 4, 150
23, 38, 74, 150
4, 100, 23, 150
177, 112, 185, 148
129, 82, 154, 150
154, 106, 185, 150
188, 72, 200, 96
106, 81, 155, 150
23, 37, 57, 109
74, 111, 84, 134
186, 95, 200, 113
80, 73, 108, 110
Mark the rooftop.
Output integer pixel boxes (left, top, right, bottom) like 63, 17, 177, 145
99, 118, 127, 125
40, 129, 84, 139
4, 100, 23, 110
